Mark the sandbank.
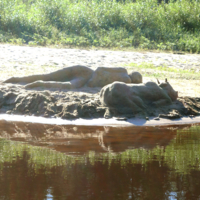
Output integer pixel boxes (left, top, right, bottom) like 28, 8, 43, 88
0, 114, 200, 127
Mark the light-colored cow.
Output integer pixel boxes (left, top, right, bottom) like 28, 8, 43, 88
100, 79, 178, 114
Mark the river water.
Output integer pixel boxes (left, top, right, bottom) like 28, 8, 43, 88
0, 120, 200, 200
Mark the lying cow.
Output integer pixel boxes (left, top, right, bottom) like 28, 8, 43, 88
3, 65, 142, 89
100, 79, 178, 115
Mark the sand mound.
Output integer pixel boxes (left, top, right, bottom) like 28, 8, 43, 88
0, 84, 199, 121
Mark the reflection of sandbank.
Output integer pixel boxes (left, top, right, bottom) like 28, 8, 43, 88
0, 119, 194, 154
0, 113, 200, 126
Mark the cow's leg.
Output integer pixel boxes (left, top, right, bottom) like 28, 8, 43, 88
152, 98, 172, 107
118, 96, 144, 114
69, 77, 90, 89
3, 65, 93, 84
25, 81, 72, 89
3, 67, 74, 84
3, 74, 49, 84
130, 95, 146, 109
24, 77, 88, 89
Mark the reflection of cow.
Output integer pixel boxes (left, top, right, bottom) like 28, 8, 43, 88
0, 120, 178, 153
100, 79, 178, 114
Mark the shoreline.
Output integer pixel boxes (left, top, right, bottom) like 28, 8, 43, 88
1, 114, 200, 127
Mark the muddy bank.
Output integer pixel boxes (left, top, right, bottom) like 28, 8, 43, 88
0, 84, 200, 121
0, 84, 104, 119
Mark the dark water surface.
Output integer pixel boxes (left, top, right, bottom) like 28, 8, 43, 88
1, 120, 200, 200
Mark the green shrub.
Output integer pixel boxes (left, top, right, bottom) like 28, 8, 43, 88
0, 0, 200, 52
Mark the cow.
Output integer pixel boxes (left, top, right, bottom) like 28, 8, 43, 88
100, 79, 178, 115
3, 66, 135, 89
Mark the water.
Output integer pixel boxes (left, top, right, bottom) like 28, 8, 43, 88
0, 120, 200, 200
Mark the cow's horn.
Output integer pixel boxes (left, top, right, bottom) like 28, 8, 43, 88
157, 79, 160, 84
165, 78, 168, 82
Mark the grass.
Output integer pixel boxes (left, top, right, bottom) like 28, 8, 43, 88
126, 62, 200, 80
125, 62, 200, 97
0, 0, 200, 52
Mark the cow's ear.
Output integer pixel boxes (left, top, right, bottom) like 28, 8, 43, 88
159, 83, 167, 88
165, 78, 168, 83
157, 79, 160, 84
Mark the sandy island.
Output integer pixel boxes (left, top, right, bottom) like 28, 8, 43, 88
0, 83, 199, 126
1, 45, 200, 126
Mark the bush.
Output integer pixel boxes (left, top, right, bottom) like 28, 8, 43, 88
0, 0, 200, 52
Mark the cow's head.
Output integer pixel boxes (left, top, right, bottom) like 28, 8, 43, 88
157, 78, 178, 101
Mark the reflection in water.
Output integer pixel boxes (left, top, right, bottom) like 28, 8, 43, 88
0, 120, 200, 199
0, 120, 178, 154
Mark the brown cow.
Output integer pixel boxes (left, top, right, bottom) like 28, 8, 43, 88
100, 79, 178, 115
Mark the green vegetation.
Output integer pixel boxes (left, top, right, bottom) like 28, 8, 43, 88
1, 125, 200, 174
0, 0, 200, 52
0, 139, 84, 173
126, 62, 200, 80
88, 126, 200, 174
